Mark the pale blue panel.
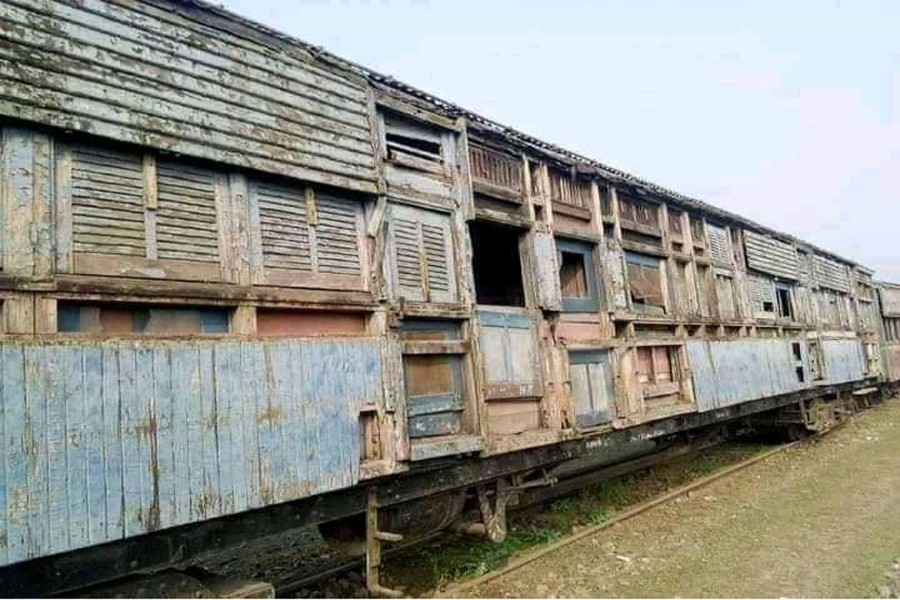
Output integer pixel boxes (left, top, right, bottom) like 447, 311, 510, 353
152, 346, 176, 530
62, 346, 89, 550
100, 345, 124, 540
120, 346, 146, 537
197, 346, 220, 519
213, 343, 242, 515
687, 339, 807, 412
2, 346, 27, 563
40, 346, 68, 555
82, 346, 106, 546
255, 344, 281, 507
241, 343, 264, 510
22, 343, 49, 559
168, 344, 194, 526
823, 339, 865, 384
267, 341, 295, 503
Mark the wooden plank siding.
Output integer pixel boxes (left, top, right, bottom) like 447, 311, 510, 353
0, 338, 382, 567
0, 0, 377, 193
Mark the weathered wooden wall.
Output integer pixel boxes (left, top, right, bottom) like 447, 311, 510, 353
686, 339, 807, 411
821, 338, 865, 384
0, 0, 377, 193
0, 338, 382, 567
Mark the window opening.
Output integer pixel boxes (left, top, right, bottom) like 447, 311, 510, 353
625, 252, 665, 314
470, 221, 525, 306
557, 238, 600, 312
57, 303, 230, 335
791, 341, 805, 382
776, 285, 793, 319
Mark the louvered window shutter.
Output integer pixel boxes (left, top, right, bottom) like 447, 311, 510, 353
156, 161, 221, 263
254, 179, 365, 288
71, 144, 145, 257
389, 204, 456, 303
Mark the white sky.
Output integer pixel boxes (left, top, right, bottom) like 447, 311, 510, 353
221, 0, 900, 280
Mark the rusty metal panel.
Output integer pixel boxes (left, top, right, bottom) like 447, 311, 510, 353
744, 231, 799, 280
821, 338, 865, 384
0, 0, 377, 192
687, 339, 806, 411
0, 337, 381, 567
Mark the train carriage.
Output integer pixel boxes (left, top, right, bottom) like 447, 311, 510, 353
0, 0, 891, 594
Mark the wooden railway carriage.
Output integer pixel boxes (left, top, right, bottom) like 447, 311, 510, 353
0, 0, 890, 594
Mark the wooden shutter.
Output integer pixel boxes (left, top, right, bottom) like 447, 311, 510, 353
388, 203, 456, 303
706, 225, 732, 266
254, 180, 365, 289
316, 193, 363, 277
813, 255, 851, 292
71, 144, 145, 257
256, 180, 312, 273
477, 309, 540, 398
744, 231, 799, 280
569, 350, 614, 427
156, 161, 221, 263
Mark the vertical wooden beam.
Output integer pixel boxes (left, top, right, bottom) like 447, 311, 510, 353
3, 128, 36, 276
54, 143, 73, 274
142, 154, 158, 261
32, 133, 53, 279
2, 294, 34, 334
609, 185, 623, 242
34, 296, 57, 334
231, 305, 257, 335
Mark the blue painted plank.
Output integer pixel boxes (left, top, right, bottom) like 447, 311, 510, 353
119, 345, 145, 537
197, 346, 220, 518
82, 346, 106, 546
152, 346, 176, 530
256, 344, 281, 506
3, 345, 27, 563
40, 346, 69, 555
169, 345, 193, 526
62, 346, 89, 551
240, 343, 262, 510
280, 341, 305, 500
213, 343, 240, 515
100, 345, 124, 541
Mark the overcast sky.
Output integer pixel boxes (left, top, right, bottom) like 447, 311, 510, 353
221, 0, 900, 280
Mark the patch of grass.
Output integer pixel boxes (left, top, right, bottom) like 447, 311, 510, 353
383, 442, 771, 595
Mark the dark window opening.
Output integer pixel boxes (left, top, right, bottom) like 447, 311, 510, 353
57, 302, 230, 335
560, 252, 588, 297
791, 342, 803, 361
626, 252, 665, 315
557, 238, 600, 312
762, 301, 774, 312
386, 133, 442, 163
469, 221, 525, 306
795, 366, 805, 382
776, 286, 793, 319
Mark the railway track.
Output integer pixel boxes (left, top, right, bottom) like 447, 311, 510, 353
269, 435, 781, 597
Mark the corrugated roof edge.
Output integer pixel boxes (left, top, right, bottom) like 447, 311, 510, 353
174, 0, 866, 271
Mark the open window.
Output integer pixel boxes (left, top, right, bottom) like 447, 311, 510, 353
808, 340, 825, 381
635, 345, 683, 407
625, 252, 665, 315
791, 341, 805, 382
775, 283, 794, 320
57, 303, 230, 335
557, 238, 600, 312
714, 270, 737, 319
470, 220, 525, 307
382, 111, 445, 174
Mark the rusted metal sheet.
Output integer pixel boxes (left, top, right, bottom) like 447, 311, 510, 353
0, 338, 382, 567
0, 0, 376, 193
821, 338, 865, 384
744, 231, 799, 280
687, 339, 807, 411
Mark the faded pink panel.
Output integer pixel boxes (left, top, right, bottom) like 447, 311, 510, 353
557, 320, 603, 342
256, 310, 366, 336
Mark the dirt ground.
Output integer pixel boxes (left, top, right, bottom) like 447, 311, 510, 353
464, 397, 900, 598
